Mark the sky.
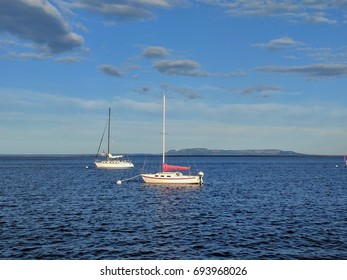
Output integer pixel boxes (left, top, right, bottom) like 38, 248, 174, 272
1, 0, 347, 155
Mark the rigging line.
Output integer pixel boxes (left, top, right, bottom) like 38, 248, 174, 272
95, 119, 108, 159
183, 154, 191, 175
182, 153, 198, 174
141, 156, 148, 172
192, 159, 199, 175
187, 153, 198, 173
193, 160, 199, 173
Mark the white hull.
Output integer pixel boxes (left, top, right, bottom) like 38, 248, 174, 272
140, 95, 204, 186
95, 107, 134, 170
95, 160, 134, 169
141, 172, 203, 185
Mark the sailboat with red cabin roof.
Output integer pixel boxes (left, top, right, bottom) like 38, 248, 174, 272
141, 94, 204, 185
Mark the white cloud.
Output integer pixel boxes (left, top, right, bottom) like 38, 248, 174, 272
256, 64, 347, 79
99, 64, 124, 77
253, 37, 304, 50
0, 88, 162, 113
232, 85, 282, 97
111, 97, 161, 112
55, 56, 85, 63
161, 84, 203, 99
154, 59, 243, 77
2, 88, 347, 154
0, 0, 83, 54
205, 0, 344, 24
71, 0, 173, 22
142, 46, 170, 58
154, 59, 208, 76
163, 118, 347, 155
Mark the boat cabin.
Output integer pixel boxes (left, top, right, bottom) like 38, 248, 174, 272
154, 172, 184, 178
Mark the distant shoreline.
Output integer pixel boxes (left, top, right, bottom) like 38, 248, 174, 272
166, 148, 306, 157
0, 150, 344, 157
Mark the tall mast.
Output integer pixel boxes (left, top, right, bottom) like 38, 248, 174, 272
108, 107, 111, 157
162, 94, 166, 166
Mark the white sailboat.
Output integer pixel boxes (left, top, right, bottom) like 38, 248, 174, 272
141, 94, 204, 185
94, 108, 134, 169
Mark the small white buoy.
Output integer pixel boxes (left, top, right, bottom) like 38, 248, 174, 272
336, 165, 339, 168
116, 180, 122, 185
85, 165, 89, 169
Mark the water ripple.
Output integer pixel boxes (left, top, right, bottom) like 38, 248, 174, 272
1, 156, 346, 259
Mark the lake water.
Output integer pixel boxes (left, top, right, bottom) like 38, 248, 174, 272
0, 155, 346, 259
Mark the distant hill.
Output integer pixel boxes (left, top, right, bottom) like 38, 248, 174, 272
166, 148, 305, 156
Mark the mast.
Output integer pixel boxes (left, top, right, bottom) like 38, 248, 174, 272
108, 107, 111, 158
162, 94, 166, 167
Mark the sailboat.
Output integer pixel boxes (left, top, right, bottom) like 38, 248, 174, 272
94, 108, 134, 169
141, 94, 204, 185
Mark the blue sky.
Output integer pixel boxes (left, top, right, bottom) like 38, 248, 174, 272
1, 0, 347, 155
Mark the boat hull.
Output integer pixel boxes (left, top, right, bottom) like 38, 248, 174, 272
95, 160, 134, 169
141, 172, 203, 185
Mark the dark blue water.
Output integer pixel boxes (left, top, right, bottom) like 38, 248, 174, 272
1, 155, 346, 259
